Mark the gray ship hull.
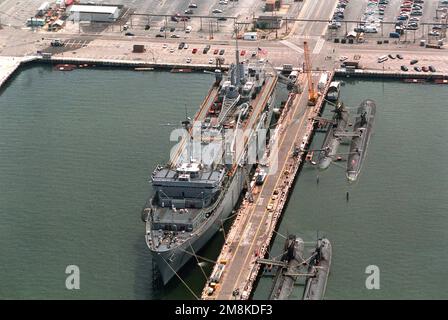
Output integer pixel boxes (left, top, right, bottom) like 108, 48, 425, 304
346, 99, 376, 181
150, 164, 248, 284
303, 238, 332, 300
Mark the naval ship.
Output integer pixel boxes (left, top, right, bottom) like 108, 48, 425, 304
346, 99, 376, 181
142, 50, 277, 284
317, 102, 349, 170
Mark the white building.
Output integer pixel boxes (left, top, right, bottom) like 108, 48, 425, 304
69, 5, 120, 22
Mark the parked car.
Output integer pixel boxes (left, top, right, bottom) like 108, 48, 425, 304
188, 3, 198, 8
209, 58, 214, 64
125, 32, 135, 36
389, 32, 400, 38
219, 49, 225, 55
414, 66, 421, 72
213, 49, 219, 54
410, 59, 418, 65
203, 45, 211, 54
401, 65, 408, 71
422, 66, 429, 72
192, 48, 197, 54
212, 9, 223, 13
397, 54, 403, 59
186, 57, 192, 63
428, 65, 436, 72
178, 42, 185, 49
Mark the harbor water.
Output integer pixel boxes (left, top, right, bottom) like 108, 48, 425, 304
1, 65, 447, 299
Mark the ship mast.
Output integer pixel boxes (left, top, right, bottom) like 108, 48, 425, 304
234, 26, 240, 86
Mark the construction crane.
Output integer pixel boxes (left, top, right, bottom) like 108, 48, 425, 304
303, 41, 318, 106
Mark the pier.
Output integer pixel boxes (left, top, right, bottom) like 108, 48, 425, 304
201, 71, 333, 300
0, 56, 37, 89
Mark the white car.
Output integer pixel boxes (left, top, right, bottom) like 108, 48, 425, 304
339, 56, 348, 62
162, 44, 167, 49
219, 0, 228, 4
184, 43, 189, 49
170, 48, 175, 53
208, 58, 214, 64
212, 9, 223, 14
186, 57, 192, 63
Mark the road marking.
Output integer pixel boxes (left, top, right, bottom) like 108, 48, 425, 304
280, 40, 304, 53
313, 38, 325, 54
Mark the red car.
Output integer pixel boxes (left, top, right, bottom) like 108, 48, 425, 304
192, 48, 197, 54
213, 49, 219, 55
240, 50, 246, 56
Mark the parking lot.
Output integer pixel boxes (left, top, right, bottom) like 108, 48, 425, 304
327, 0, 446, 42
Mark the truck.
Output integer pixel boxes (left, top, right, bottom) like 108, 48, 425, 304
288, 70, 298, 82
318, 73, 328, 90
243, 32, 257, 41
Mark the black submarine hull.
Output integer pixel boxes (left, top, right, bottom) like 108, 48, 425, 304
346, 99, 376, 181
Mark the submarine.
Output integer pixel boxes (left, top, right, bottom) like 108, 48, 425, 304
269, 235, 305, 300
346, 99, 376, 182
318, 102, 349, 170
303, 238, 332, 300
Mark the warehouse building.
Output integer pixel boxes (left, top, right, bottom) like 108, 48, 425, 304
69, 5, 120, 22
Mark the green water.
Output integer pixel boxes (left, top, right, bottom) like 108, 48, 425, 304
1, 66, 447, 299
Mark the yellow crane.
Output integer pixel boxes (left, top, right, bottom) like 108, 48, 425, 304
303, 41, 318, 106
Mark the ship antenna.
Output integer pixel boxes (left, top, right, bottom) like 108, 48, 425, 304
181, 104, 193, 163
235, 26, 240, 65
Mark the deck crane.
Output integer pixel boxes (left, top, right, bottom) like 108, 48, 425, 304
303, 41, 318, 106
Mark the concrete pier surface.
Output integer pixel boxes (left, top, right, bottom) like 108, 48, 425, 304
0, 56, 37, 88
202, 71, 333, 300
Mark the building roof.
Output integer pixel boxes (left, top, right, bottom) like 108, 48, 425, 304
69, 5, 118, 14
